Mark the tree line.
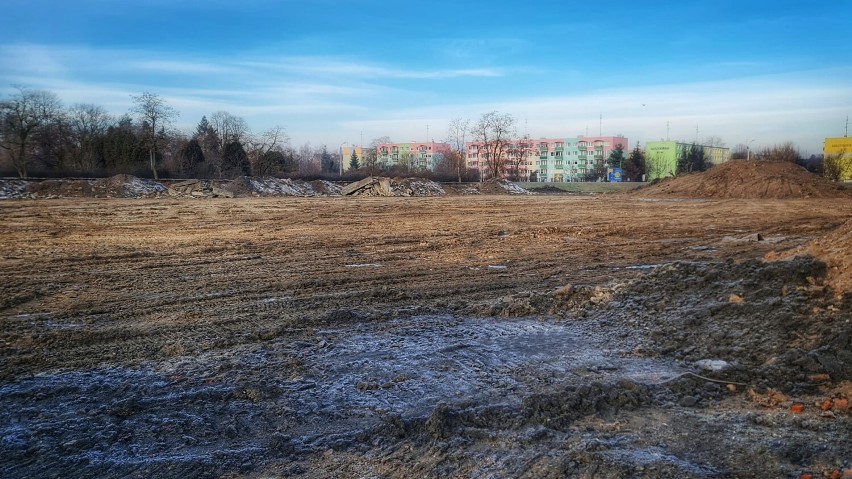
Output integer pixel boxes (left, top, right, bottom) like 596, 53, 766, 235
0, 88, 396, 180
3, 88, 842, 182
0, 87, 480, 181
0, 87, 308, 179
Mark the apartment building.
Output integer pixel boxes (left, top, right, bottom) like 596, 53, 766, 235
375, 142, 451, 171
465, 135, 629, 182
464, 138, 551, 180
644, 141, 731, 180
339, 145, 369, 172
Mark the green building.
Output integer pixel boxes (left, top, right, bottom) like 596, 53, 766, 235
644, 141, 731, 180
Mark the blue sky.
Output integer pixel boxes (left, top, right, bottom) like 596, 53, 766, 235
2, 0, 850, 154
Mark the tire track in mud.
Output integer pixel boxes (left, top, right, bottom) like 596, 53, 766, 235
2, 196, 851, 378
2, 196, 852, 477
0, 315, 689, 478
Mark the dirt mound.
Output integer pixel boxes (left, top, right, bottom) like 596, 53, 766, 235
603, 257, 851, 392
22, 175, 166, 198
223, 177, 341, 197
441, 183, 481, 195
637, 161, 851, 199
478, 178, 531, 195
779, 219, 852, 293
90, 175, 167, 198
25, 179, 95, 198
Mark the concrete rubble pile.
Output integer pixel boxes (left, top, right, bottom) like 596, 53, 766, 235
229, 177, 342, 197
341, 177, 446, 197
0, 179, 30, 199
167, 180, 234, 198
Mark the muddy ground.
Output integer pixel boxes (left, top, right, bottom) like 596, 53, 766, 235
1, 195, 851, 478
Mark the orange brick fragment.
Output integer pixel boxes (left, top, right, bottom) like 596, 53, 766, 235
790, 404, 805, 413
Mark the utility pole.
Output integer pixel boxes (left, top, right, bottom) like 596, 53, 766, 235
666, 121, 670, 142
599, 113, 602, 136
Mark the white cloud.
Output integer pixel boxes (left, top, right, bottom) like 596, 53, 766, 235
338, 69, 852, 154
1, 43, 848, 154
235, 57, 502, 79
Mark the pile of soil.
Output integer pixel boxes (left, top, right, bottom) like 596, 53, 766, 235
637, 161, 851, 199
222, 177, 341, 197
441, 183, 481, 195
478, 178, 531, 195
602, 257, 852, 393
779, 219, 852, 294
90, 175, 167, 198
23, 175, 166, 199
478, 253, 851, 394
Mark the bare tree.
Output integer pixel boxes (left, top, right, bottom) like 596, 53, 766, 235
469, 111, 516, 180
0, 87, 63, 177
398, 151, 412, 171
209, 111, 248, 151
362, 136, 391, 174
247, 125, 289, 174
297, 141, 318, 174
731, 144, 748, 160
130, 92, 178, 179
362, 147, 379, 174
755, 142, 799, 163
438, 150, 467, 182
507, 135, 534, 181
645, 152, 673, 181
703, 136, 726, 147
199, 111, 248, 178
68, 103, 113, 171
446, 118, 470, 153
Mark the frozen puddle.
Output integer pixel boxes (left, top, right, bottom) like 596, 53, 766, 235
0, 315, 684, 476
303, 316, 682, 418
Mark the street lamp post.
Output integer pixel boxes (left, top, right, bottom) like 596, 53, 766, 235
339, 141, 347, 176
746, 139, 755, 161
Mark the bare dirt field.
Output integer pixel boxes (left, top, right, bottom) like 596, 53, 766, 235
2, 194, 851, 478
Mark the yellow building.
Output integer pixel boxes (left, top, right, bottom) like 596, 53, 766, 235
823, 137, 852, 181
340, 145, 369, 172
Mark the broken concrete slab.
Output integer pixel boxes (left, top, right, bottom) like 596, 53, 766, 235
341, 177, 380, 196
